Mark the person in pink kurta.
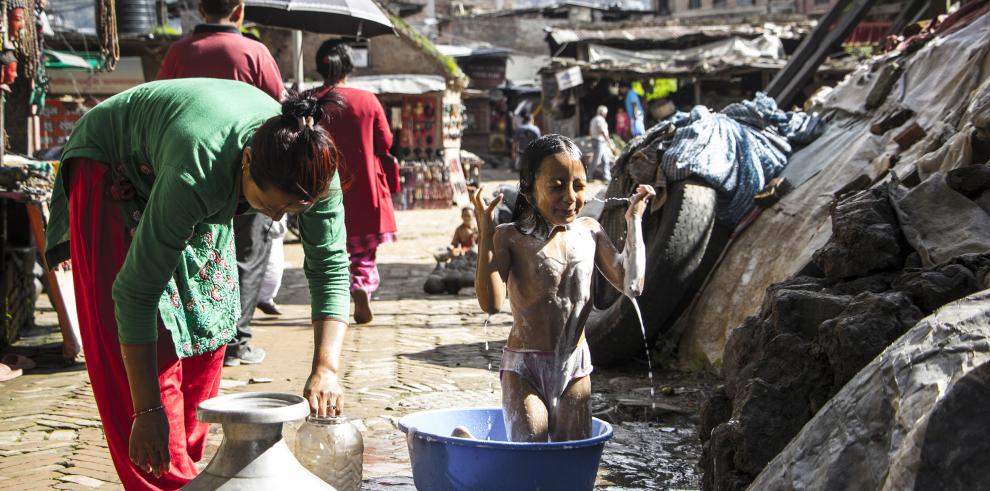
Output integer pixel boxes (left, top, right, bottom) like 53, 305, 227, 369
313, 39, 397, 324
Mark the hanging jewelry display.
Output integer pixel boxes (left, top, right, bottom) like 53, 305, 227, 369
96, 0, 120, 70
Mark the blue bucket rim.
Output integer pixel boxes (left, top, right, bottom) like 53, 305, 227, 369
397, 407, 613, 450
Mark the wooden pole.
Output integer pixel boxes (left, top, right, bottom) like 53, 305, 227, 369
293, 29, 304, 91
768, 0, 878, 109
25, 202, 82, 361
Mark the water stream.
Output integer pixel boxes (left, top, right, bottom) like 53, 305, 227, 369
484, 314, 495, 440
483, 314, 491, 352
627, 295, 656, 407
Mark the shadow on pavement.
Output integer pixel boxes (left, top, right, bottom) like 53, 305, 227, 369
2, 342, 87, 375
401, 340, 505, 371
275, 263, 478, 305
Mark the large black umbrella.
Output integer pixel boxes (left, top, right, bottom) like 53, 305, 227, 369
244, 0, 395, 38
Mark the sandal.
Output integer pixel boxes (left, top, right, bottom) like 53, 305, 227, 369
0, 363, 22, 382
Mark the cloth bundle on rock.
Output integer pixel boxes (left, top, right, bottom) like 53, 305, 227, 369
659, 92, 824, 224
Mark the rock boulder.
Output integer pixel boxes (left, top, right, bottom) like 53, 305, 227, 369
750, 289, 990, 491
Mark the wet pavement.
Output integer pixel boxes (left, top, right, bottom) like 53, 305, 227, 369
0, 169, 717, 489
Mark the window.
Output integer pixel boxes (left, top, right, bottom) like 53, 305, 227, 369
714, 0, 726, 6
689, 0, 702, 9
736, 0, 753, 6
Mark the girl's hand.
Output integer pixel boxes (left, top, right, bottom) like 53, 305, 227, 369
626, 184, 656, 220
129, 408, 170, 478
471, 186, 503, 237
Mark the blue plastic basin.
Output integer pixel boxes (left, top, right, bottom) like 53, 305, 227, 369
398, 407, 613, 491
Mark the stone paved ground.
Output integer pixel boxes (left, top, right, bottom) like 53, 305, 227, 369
0, 169, 716, 490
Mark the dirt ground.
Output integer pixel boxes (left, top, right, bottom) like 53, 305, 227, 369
0, 167, 718, 490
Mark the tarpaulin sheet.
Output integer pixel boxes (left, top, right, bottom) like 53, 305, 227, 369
780, 118, 882, 187
897, 11, 990, 129
891, 172, 990, 267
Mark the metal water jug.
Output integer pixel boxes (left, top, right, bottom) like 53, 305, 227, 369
184, 392, 333, 490
294, 416, 364, 491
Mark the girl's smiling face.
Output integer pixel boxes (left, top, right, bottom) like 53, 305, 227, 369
532, 152, 587, 226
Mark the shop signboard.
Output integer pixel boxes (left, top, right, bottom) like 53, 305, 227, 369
555, 66, 583, 91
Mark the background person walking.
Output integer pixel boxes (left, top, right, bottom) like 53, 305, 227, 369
313, 39, 399, 324
588, 105, 617, 181
620, 81, 646, 138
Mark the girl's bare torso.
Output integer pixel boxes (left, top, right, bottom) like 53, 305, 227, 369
498, 217, 607, 354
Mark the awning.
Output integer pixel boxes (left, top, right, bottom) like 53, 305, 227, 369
44, 50, 98, 70
587, 34, 784, 65
436, 44, 512, 59
345, 74, 447, 94
547, 25, 761, 44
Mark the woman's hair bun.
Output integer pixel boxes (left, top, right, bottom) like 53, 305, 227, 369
281, 94, 325, 125
281, 88, 346, 128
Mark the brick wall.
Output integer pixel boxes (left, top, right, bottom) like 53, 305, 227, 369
437, 15, 572, 55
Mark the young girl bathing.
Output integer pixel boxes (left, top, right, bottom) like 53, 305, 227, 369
472, 134, 654, 442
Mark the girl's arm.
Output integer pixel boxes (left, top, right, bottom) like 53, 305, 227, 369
594, 184, 655, 296
473, 187, 508, 314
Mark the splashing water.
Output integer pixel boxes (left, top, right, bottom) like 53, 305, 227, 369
485, 315, 496, 394
627, 295, 656, 409
588, 196, 632, 204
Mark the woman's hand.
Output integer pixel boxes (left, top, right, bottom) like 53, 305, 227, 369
120, 343, 168, 477
307, 318, 347, 417
625, 184, 656, 221
471, 186, 503, 238
129, 408, 170, 477
304, 367, 344, 417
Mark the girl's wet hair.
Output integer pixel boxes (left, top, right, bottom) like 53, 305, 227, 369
250, 89, 346, 201
513, 134, 582, 234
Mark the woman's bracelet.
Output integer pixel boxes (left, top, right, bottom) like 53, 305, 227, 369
132, 405, 165, 419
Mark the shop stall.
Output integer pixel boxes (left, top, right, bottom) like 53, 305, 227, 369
345, 74, 468, 210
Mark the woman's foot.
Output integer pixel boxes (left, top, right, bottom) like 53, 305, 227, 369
352, 289, 374, 324
451, 426, 475, 439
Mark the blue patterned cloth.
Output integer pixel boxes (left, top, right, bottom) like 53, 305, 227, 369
659, 92, 823, 224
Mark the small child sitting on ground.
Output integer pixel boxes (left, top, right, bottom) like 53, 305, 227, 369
469, 134, 654, 442
449, 206, 478, 256
423, 207, 479, 295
